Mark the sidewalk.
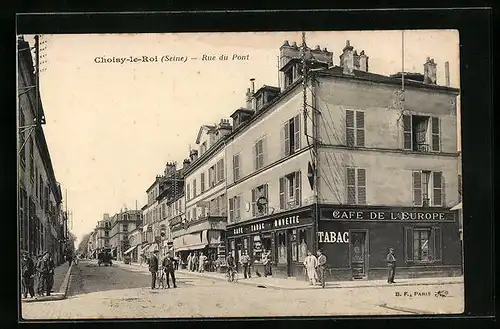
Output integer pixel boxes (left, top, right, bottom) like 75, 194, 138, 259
21, 262, 74, 303
116, 261, 464, 290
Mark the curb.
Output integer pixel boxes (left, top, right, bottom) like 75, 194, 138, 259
21, 263, 74, 303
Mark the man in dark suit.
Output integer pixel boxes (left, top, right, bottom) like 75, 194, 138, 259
149, 250, 159, 289
162, 254, 177, 288
21, 251, 35, 298
387, 247, 396, 283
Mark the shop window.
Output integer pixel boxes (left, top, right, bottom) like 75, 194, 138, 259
230, 240, 235, 258
404, 226, 442, 263
346, 167, 366, 205
290, 230, 298, 262
346, 110, 365, 147
253, 235, 263, 262
277, 232, 287, 264
297, 229, 308, 262
413, 170, 443, 207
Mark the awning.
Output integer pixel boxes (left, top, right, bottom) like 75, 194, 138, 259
175, 243, 207, 252
451, 202, 462, 211
123, 245, 138, 255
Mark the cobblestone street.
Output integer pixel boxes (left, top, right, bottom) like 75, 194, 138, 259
21, 260, 464, 319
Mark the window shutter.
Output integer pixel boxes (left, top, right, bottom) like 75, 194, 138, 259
357, 168, 366, 204
403, 115, 412, 150
356, 111, 365, 147
251, 188, 256, 216
260, 138, 266, 168
346, 110, 355, 147
433, 227, 442, 261
294, 115, 301, 151
295, 171, 302, 206
228, 198, 234, 222
279, 177, 285, 209
220, 159, 225, 181
432, 172, 443, 206
404, 227, 414, 262
346, 168, 356, 204
413, 171, 422, 206
233, 154, 239, 181
253, 142, 258, 170
283, 121, 290, 156
431, 117, 440, 151
235, 196, 241, 219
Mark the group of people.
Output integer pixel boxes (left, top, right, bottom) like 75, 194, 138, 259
303, 249, 328, 288
21, 251, 55, 298
185, 252, 209, 273
148, 250, 177, 289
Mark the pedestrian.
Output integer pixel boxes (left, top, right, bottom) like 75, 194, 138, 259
66, 252, 73, 266
316, 249, 327, 288
198, 252, 207, 273
149, 250, 159, 289
262, 250, 272, 277
173, 253, 180, 270
46, 253, 55, 293
387, 247, 396, 284
21, 251, 35, 298
162, 254, 177, 288
191, 253, 198, 272
240, 251, 251, 279
303, 250, 318, 285
186, 253, 193, 271
35, 253, 46, 296
38, 251, 52, 296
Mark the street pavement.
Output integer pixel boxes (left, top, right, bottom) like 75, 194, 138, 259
21, 259, 464, 319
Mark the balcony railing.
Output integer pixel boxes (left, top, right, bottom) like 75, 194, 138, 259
414, 143, 430, 152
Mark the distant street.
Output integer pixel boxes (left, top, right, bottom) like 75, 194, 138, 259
22, 260, 464, 319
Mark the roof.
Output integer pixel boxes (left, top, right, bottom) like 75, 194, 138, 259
195, 124, 216, 144
254, 85, 280, 95
315, 66, 459, 94
230, 108, 254, 119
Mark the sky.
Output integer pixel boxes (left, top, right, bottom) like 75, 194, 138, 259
24, 30, 460, 246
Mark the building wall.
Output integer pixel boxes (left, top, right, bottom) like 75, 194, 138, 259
227, 150, 315, 224
318, 149, 459, 207
185, 146, 227, 221
18, 38, 63, 263
314, 77, 458, 152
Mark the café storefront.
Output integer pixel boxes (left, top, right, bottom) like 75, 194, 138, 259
318, 205, 463, 281
226, 206, 315, 279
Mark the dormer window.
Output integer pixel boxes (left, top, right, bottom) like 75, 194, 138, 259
200, 141, 207, 155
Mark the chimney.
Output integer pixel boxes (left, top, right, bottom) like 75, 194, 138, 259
245, 88, 252, 108
189, 149, 198, 162
359, 50, 369, 72
340, 40, 354, 75
164, 162, 177, 176
217, 118, 232, 137
182, 158, 191, 170
353, 50, 360, 70
445, 61, 450, 86
250, 78, 256, 110
423, 57, 437, 84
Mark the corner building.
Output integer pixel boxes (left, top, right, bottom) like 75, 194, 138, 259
226, 40, 462, 281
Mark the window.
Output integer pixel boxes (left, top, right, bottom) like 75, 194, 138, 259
251, 184, 269, 216
228, 196, 241, 223
200, 172, 205, 193
413, 171, 443, 206
123, 224, 128, 232
192, 207, 197, 220
209, 165, 216, 187
192, 179, 197, 198
404, 226, 442, 263
186, 183, 190, 200
283, 66, 298, 88
216, 159, 224, 182
346, 110, 365, 147
256, 94, 264, 111
297, 229, 308, 262
403, 115, 440, 152
346, 168, 366, 204
254, 138, 265, 170
281, 115, 301, 157
233, 153, 240, 181
219, 194, 227, 216
277, 232, 287, 264
44, 185, 49, 211
279, 171, 302, 209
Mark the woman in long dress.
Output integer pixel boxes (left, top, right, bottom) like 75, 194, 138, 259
303, 251, 318, 285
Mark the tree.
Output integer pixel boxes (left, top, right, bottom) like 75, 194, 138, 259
77, 233, 91, 255
66, 232, 77, 255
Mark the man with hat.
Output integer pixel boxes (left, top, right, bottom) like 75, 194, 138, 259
35, 252, 46, 296
149, 250, 160, 289
316, 249, 327, 288
21, 251, 35, 298
387, 247, 396, 283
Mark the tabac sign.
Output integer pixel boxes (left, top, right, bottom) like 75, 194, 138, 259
321, 208, 455, 221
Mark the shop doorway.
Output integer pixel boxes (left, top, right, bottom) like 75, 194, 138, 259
349, 229, 369, 280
